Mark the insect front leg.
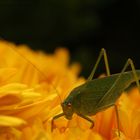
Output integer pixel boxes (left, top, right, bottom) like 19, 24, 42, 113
78, 114, 94, 129
51, 113, 64, 132
88, 48, 110, 81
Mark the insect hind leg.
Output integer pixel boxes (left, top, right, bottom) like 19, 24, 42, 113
114, 105, 120, 137
128, 59, 140, 92
107, 58, 140, 137
88, 48, 110, 81
113, 58, 140, 93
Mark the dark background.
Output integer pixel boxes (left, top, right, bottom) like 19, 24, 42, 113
0, 0, 140, 78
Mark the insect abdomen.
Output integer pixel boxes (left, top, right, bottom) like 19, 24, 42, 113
94, 70, 140, 111
71, 70, 140, 116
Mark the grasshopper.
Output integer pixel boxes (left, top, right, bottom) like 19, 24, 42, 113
7, 45, 140, 136
51, 48, 140, 136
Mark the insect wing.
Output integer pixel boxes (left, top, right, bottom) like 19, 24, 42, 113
78, 71, 135, 115
95, 71, 138, 111
74, 75, 118, 115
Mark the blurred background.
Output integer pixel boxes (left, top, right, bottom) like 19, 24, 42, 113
0, 0, 140, 77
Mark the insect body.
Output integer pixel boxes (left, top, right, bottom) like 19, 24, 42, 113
7, 45, 140, 137
62, 70, 140, 119
52, 48, 140, 134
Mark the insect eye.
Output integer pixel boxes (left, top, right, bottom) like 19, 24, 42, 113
67, 102, 71, 108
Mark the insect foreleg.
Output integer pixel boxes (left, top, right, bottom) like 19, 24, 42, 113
88, 48, 110, 81
78, 114, 94, 129
51, 113, 64, 132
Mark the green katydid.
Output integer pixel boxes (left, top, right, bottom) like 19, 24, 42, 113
7, 45, 140, 136
51, 48, 140, 136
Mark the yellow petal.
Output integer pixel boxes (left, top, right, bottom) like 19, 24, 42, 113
0, 68, 17, 83
0, 83, 27, 94
0, 115, 26, 126
21, 90, 41, 99
0, 94, 21, 106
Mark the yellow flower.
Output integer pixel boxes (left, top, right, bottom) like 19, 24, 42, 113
0, 40, 140, 140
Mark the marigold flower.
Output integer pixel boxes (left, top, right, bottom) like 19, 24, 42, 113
0, 40, 140, 140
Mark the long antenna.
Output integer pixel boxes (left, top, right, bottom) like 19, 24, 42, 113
8, 45, 62, 103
